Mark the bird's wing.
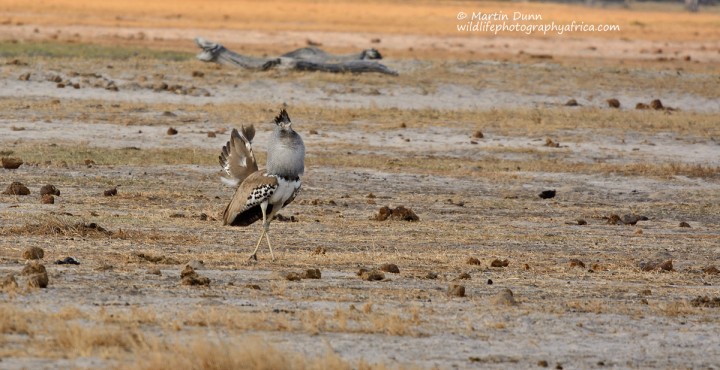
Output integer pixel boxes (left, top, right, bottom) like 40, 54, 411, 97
219, 126, 258, 187
223, 172, 278, 226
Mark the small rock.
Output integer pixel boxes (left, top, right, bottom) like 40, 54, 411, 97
703, 266, 719, 275
54, 257, 80, 265
104, 187, 118, 196
1, 157, 23, 169
523, 264, 530, 270
448, 284, 466, 297
167, 127, 178, 135
146, 268, 162, 276
607, 98, 620, 108
22, 246, 44, 260
487, 279, 493, 285
679, 221, 691, 228
302, 268, 321, 279
358, 269, 385, 281
569, 258, 585, 268
380, 263, 400, 273
3, 181, 30, 195
491, 288, 517, 306
40, 184, 60, 196
564, 99, 578, 106
622, 214, 642, 225
539, 190, 556, 199
41, 194, 55, 204
466, 257, 482, 265
490, 259, 509, 268
472, 130, 484, 139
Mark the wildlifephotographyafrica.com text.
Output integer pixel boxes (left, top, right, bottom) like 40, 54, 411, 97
456, 11, 620, 35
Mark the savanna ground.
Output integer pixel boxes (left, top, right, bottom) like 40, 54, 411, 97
1, 0, 720, 368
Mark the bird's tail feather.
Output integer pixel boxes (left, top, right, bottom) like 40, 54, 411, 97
219, 125, 259, 186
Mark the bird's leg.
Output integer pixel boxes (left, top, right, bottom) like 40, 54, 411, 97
249, 202, 269, 261
264, 223, 274, 261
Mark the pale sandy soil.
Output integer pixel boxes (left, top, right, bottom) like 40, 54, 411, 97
1, 1, 720, 369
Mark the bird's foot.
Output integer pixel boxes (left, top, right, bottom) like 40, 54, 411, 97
248, 253, 258, 261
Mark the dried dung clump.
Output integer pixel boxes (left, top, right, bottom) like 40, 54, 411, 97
702, 266, 719, 275
456, 272, 471, 280
358, 268, 385, 281
22, 246, 44, 260
40, 184, 60, 196
490, 259, 509, 268
303, 268, 322, 279
132, 252, 180, 265
283, 272, 303, 281
22, 262, 49, 288
448, 284, 466, 297
539, 190, 556, 199
167, 127, 178, 135
373, 206, 419, 221
466, 257, 482, 265
491, 288, 517, 306
607, 98, 620, 108
636, 103, 650, 110
679, 221, 691, 228
1, 273, 18, 291
569, 258, 585, 268
472, 130, 484, 139
544, 138, 560, 148
3, 182, 30, 195
180, 266, 210, 286
639, 260, 674, 272
565, 99, 578, 106
690, 296, 720, 308
41, 194, 55, 204
650, 99, 663, 110
380, 263, 400, 273
104, 187, 118, 196
2, 157, 23, 169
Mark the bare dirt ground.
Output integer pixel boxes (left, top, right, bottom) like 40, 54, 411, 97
1, 1, 720, 369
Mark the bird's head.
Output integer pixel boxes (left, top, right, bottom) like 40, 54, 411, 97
274, 109, 292, 131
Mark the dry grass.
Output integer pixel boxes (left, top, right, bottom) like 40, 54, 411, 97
2, 0, 718, 42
